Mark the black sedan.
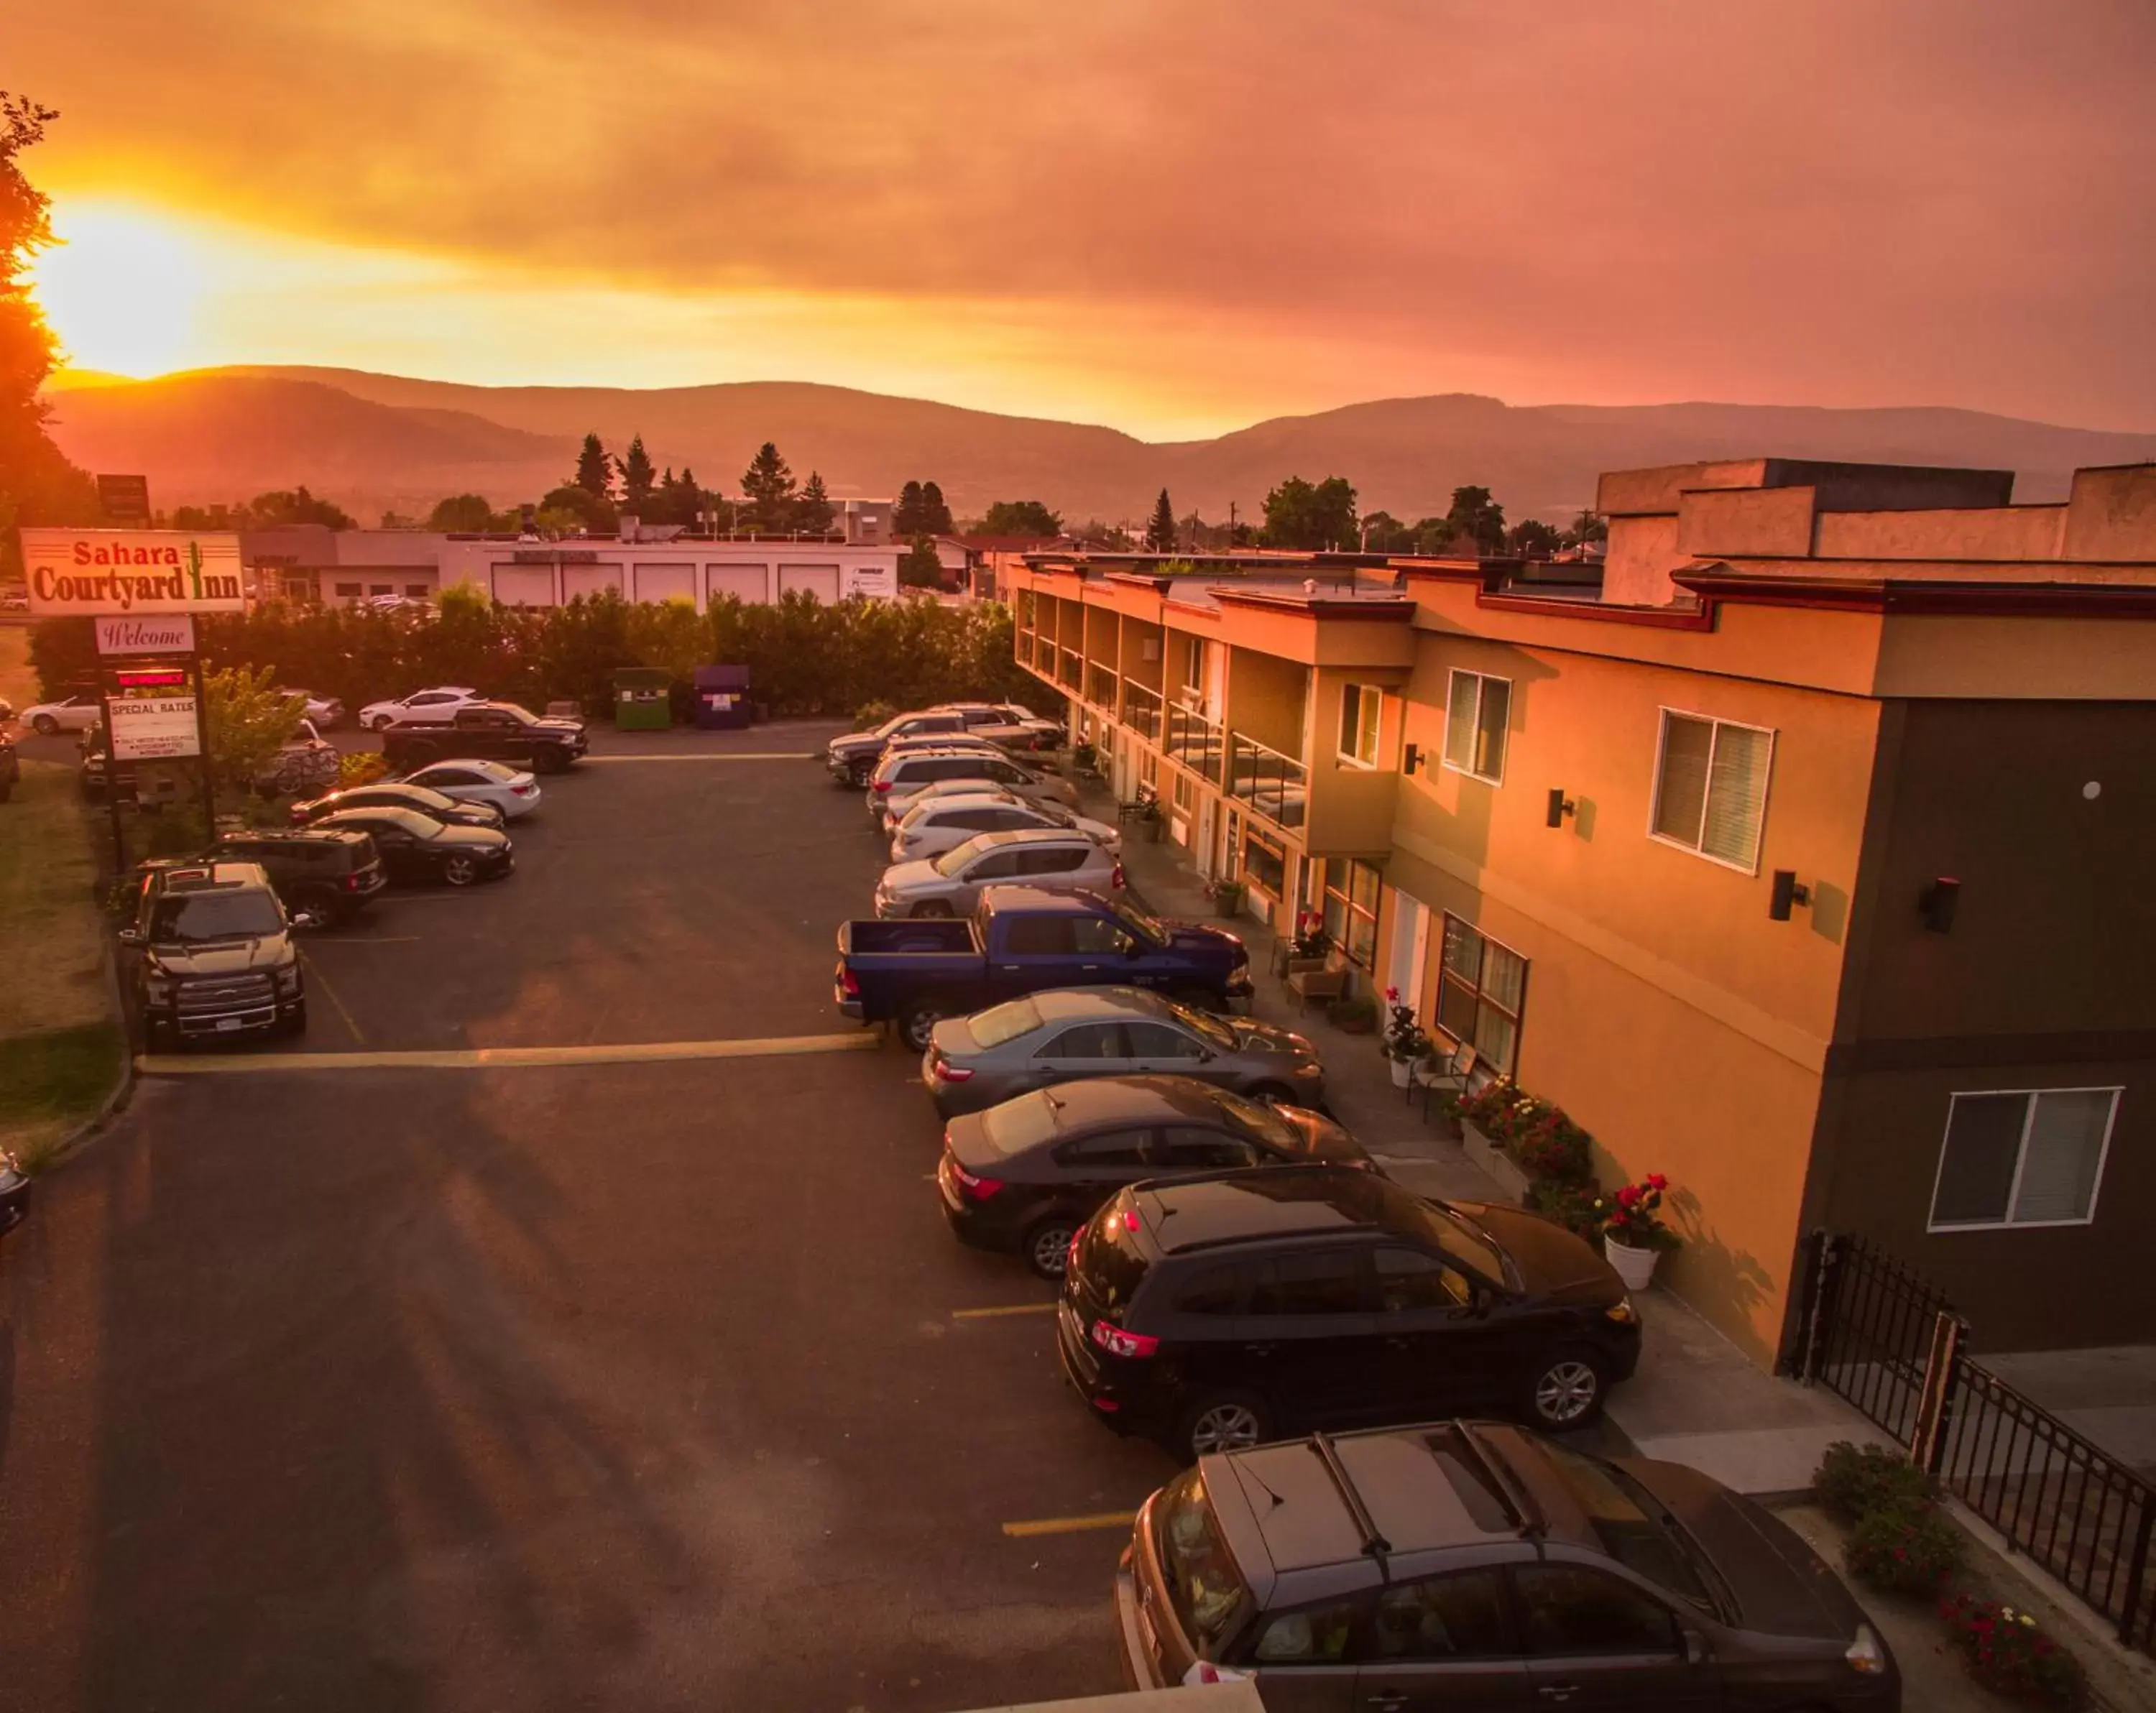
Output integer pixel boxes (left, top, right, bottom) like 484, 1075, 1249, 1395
311, 806, 514, 887
291, 782, 505, 831
937, 1073, 1370, 1278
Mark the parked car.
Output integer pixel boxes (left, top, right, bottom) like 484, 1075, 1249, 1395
398, 757, 542, 818
877, 732, 1011, 766
938, 1075, 1369, 1276
119, 862, 313, 1048
923, 987, 1325, 1115
1113, 1419, 1898, 1707
0, 1149, 31, 1237
20, 692, 101, 736
359, 686, 482, 730
869, 747, 1080, 822
890, 792, 1120, 862
379, 703, 586, 773
837, 887, 1253, 1051
935, 701, 1064, 751
81, 718, 338, 802
138, 828, 387, 926
875, 828, 1123, 919
282, 688, 346, 729
879, 775, 1084, 836
0, 729, 17, 804
311, 806, 515, 887
290, 781, 505, 830
826, 708, 974, 787
1058, 1166, 1642, 1459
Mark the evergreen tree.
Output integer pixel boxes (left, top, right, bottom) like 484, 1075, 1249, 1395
573, 433, 613, 500
1444, 485, 1508, 554
919, 481, 954, 535
979, 499, 1063, 537
740, 441, 796, 532
795, 470, 836, 534
1258, 475, 1358, 550
1145, 487, 1178, 552
895, 479, 926, 535
900, 536, 945, 588
617, 434, 656, 509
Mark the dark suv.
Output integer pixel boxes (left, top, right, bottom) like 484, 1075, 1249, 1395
1116, 1419, 1897, 1709
119, 862, 310, 1048
1058, 1168, 1641, 1460
205, 828, 387, 923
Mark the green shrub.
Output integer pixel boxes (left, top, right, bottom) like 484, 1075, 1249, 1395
1524, 1180, 1603, 1241
1513, 1110, 1593, 1182
1843, 1501, 1965, 1594
1814, 1441, 1935, 1524
853, 699, 897, 729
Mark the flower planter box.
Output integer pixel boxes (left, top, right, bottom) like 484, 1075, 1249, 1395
1460, 1122, 1530, 1204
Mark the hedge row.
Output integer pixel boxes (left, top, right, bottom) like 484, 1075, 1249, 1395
29, 589, 1046, 722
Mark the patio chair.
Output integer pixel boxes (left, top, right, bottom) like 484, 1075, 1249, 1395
1418, 1040, 1478, 1120
1286, 965, 1346, 1015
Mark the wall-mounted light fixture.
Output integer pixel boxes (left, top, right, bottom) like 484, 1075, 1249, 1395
1404, 742, 1426, 775
1546, 788, 1577, 828
1919, 877, 1960, 934
1769, 869, 1813, 921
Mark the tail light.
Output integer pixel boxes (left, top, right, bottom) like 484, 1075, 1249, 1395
1111, 860, 1126, 890
949, 1161, 1003, 1200
872, 780, 893, 793
934, 1059, 974, 1082
344, 872, 364, 890
1090, 1319, 1159, 1359
839, 968, 861, 998
512, 783, 534, 795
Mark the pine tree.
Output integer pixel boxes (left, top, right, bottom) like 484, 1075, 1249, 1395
895, 479, 926, 535
573, 433, 613, 499
617, 435, 656, 509
795, 471, 836, 534
740, 441, 796, 532
920, 481, 954, 535
900, 535, 945, 588
1145, 488, 1177, 552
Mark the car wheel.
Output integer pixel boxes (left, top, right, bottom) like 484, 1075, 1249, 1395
295, 885, 342, 923
1524, 1349, 1608, 1431
908, 900, 954, 918
144, 1017, 177, 1054
32, 715, 58, 736
371, 714, 395, 731
1023, 1216, 1081, 1281
441, 854, 480, 887
1178, 1392, 1273, 1462
898, 997, 948, 1053
533, 749, 571, 775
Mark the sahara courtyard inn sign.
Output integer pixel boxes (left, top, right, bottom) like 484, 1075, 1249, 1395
19, 529, 247, 615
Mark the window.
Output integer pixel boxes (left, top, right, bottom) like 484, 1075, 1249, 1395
1055, 1130, 1152, 1168
333, 582, 361, 598
1435, 913, 1528, 1076
1173, 1263, 1253, 1316
1159, 1127, 1260, 1170
1441, 670, 1511, 784
1243, 832, 1286, 898
1651, 711, 1774, 872
1373, 1246, 1472, 1312
1373, 1569, 1511, 1661
404, 584, 429, 599
1172, 772, 1197, 814
1321, 860, 1383, 969
1337, 683, 1382, 767
1019, 844, 1087, 874
1036, 1024, 1126, 1060
964, 849, 1027, 880
1002, 917, 1077, 956
1127, 1022, 1207, 1061
1249, 1250, 1368, 1316
1248, 1594, 1365, 1666
1071, 917, 1137, 956
1929, 1088, 2119, 1231
1513, 1564, 1680, 1658
368, 583, 392, 597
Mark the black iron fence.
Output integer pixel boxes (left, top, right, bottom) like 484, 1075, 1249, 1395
1784, 1230, 2156, 1650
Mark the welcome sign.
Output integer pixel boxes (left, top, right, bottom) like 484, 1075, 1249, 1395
20, 530, 247, 615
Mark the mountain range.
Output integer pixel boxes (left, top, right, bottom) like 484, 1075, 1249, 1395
40, 366, 2156, 530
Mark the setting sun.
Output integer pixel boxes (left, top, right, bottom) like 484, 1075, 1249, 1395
27, 201, 208, 378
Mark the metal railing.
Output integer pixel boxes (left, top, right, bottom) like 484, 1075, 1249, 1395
1227, 733, 1309, 829
1086, 662, 1118, 711
1123, 682, 1161, 744
1164, 704, 1225, 788
1014, 630, 1036, 668
1786, 1230, 2156, 1650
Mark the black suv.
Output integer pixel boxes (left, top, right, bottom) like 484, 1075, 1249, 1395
1115, 1420, 1897, 1708
119, 862, 310, 1048
205, 828, 387, 923
1058, 1167, 1641, 1460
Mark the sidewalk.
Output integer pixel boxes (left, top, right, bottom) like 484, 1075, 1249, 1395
1102, 788, 1887, 1496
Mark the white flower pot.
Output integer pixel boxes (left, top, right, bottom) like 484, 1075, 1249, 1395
1389, 1056, 1414, 1088
1604, 1236, 1659, 1290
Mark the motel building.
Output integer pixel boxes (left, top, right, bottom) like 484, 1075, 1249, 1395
1007, 457, 2156, 1367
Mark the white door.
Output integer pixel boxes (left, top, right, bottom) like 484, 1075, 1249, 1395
1389, 892, 1434, 1016
560, 563, 623, 602
635, 563, 696, 604
705, 563, 770, 606
1195, 794, 1217, 880
778, 563, 841, 602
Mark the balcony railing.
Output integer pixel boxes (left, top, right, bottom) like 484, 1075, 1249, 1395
1165, 704, 1225, 788
1086, 662, 1118, 711
1228, 734, 1308, 829
1057, 646, 1082, 690
1014, 630, 1036, 668
1123, 682, 1161, 744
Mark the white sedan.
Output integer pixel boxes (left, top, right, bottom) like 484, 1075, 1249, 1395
890, 790, 1121, 863
397, 757, 542, 818
20, 693, 102, 736
359, 686, 481, 730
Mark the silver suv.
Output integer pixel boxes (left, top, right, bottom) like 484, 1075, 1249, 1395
874, 828, 1121, 918
867, 747, 1080, 823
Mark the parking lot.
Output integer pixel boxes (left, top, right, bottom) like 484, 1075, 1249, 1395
0, 725, 1176, 1713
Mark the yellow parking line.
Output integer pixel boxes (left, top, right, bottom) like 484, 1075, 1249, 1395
137, 1031, 880, 1075
300, 956, 369, 1046
951, 1302, 1057, 1320
1001, 1512, 1137, 1538
579, 753, 816, 763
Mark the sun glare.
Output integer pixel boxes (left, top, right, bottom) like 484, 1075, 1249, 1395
29, 202, 209, 378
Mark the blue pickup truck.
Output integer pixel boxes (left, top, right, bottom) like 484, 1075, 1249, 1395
835, 887, 1253, 1049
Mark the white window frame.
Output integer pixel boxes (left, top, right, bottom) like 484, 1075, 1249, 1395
1441, 669, 1511, 786
1646, 707, 1776, 875
1925, 1086, 2122, 1234
1337, 683, 1382, 770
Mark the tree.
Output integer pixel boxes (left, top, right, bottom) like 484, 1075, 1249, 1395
1144, 488, 1177, 553
201, 664, 306, 808
978, 499, 1062, 537
243, 486, 354, 529
918, 481, 953, 535
894, 479, 926, 535
573, 433, 613, 500
1259, 475, 1358, 550
794, 470, 836, 534
426, 494, 497, 532
740, 441, 796, 532
616, 433, 655, 509
1561, 507, 1608, 548
1445, 485, 1507, 555
1507, 518, 1562, 557
899, 536, 945, 589
537, 483, 615, 535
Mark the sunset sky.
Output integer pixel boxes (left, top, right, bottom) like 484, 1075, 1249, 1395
16, 0, 2155, 438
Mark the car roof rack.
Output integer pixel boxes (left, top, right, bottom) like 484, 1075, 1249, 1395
1309, 1432, 1391, 1570
1450, 1424, 1547, 1538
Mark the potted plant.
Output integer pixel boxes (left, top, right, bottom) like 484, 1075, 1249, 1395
1325, 993, 1377, 1033
1207, 876, 1245, 919
1599, 1173, 1677, 1289
1379, 987, 1434, 1087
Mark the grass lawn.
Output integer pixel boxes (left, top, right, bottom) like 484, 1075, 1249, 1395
1, 624, 126, 1169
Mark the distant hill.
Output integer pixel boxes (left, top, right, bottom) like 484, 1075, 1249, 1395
40, 367, 2156, 529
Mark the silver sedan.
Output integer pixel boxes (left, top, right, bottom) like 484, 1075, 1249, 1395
873, 828, 1120, 918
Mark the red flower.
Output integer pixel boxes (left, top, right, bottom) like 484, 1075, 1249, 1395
1646, 1173, 1668, 1191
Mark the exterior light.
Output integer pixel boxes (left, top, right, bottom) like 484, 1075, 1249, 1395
1769, 869, 1812, 921
1404, 743, 1425, 775
1920, 877, 1960, 933
1546, 788, 1577, 828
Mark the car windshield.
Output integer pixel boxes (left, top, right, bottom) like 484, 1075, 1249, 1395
977, 1089, 1061, 1156
1536, 1441, 1720, 1616
491, 704, 542, 725
965, 997, 1042, 1048
1154, 1469, 1251, 1656
932, 831, 1017, 877
150, 890, 284, 941
1416, 1201, 1510, 1285
1164, 1000, 1238, 1050
1111, 900, 1166, 945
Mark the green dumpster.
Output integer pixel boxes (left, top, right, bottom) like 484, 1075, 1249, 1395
612, 668, 673, 731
